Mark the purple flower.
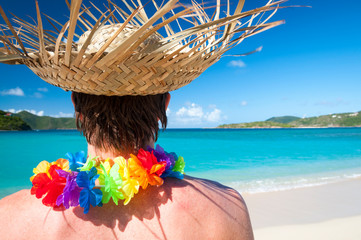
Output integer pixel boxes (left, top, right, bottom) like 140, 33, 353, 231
148, 145, 176, 171
147, 145, 183, 179
56, 170, 81, 209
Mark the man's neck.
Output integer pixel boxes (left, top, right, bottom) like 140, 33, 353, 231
87, 140, 155, 159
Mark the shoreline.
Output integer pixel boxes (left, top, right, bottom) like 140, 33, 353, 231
190, 166, 361, 195
243, 178, 361, 239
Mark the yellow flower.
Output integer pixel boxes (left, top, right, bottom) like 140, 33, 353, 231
114, 156, 141, 204
30, 158, 69, 181
97, 158, 112, 176
30, 161, 51, 181
113, 156, 127, 172
121, 166, 140, 205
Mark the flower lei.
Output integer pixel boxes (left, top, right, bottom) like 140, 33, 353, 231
30, 145, 185, 214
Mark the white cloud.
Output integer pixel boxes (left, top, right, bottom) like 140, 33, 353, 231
241, 101, 248, 106
37, 87, 48, 92
205, 108, 222, 122
1, 87, 25, 96
6, 109, 44, 116
6, 109, 16, 113
173, 103, 224, 125
228, 60, 246, 68
176, 103, 204, 118
51, 112, 74, 118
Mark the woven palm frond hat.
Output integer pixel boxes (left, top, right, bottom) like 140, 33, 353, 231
0, 0, 285, 96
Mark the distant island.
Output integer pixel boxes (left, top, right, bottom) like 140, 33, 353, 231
0, 110, 76, 130
217, 111, 361, 128
0, 110, 31, 130
2, 109, 361, 130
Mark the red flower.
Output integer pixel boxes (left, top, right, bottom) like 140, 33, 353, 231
137, 149, 166, 176
31, 165, 66, 207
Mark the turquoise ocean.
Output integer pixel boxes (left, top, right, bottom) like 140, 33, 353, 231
1, 128, 361, 198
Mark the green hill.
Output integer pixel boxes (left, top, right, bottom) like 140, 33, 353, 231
290, 111, 361, 127
218, 111, 361, 128
218, 121, 293, 128
0, 110, 32, 130
266, 116, 301, 124
14, 111, 76, 130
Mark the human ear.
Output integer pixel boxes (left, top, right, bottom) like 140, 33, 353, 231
165, 93, 171, 111
71, 92, 75, 109
71, 92, 82, 120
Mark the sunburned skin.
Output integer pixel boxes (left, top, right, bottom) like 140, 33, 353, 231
0, 175, 253, 240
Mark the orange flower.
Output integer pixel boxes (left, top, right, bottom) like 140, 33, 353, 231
131, 150, 166, 189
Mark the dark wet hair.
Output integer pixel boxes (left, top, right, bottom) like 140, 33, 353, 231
72, 92, 168, 153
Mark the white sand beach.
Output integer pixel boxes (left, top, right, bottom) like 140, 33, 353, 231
243, 179, 361, 240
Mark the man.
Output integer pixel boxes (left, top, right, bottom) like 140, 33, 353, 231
0, 92, 254, 239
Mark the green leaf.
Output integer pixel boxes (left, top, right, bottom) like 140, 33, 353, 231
173, 156, 185, 174
100, 163, 124, 205
79, 156, 97, 171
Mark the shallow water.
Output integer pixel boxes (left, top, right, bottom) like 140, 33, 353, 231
1, 128, 361, 198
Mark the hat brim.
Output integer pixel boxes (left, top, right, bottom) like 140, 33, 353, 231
0, 0, 285, 96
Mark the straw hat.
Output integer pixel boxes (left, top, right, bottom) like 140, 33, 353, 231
0, 0, 285, 96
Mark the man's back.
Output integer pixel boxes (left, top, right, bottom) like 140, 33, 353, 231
0, 176, 253, 240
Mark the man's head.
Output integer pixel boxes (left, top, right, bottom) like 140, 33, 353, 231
72, 92, 170, 153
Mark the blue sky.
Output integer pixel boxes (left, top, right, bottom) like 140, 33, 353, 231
1, 0, 360, 128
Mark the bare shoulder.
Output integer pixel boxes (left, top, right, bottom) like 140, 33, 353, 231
0, 189, 32, 215
0, 190, 54, 240
164, 176, 254, 240
0, 179, 253, 240
0, 190, 30, 239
